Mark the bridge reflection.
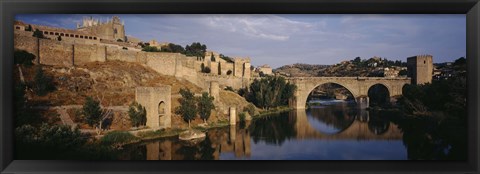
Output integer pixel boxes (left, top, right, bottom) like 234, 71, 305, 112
295, 108, 403, 140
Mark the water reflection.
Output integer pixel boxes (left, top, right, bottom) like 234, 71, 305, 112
119, 101, 413, 160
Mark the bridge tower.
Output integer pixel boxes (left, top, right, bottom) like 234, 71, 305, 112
407, 55, 433, 85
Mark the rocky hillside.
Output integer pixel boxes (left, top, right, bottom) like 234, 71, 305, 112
21, 60, 203, 106
274, 63, 329, 77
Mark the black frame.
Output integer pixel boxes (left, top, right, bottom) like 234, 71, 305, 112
1, 0, 479, 173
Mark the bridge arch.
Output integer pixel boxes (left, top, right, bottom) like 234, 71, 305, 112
367, 83, 391, 107
306, 82, 356, 102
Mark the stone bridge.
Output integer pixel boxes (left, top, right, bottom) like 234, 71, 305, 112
291, 109, 403, 140
287, 77, 411, 109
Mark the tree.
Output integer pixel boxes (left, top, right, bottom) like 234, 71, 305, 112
175, 88, 197, 128
197, 92, 215, 123
83, 96, 102, 128
210, 54, 215, 62
14, 50, 35, 67
142, 46, 160, 52
218, 63, 222, 75
128, 102, 147, 127
34, 66, 55, 96
399, 69, 408, 76
184, 42, 207, 59
247, 76, 296, 110
57, 35, 62, 41
25, 25, 32, 31
32, 29, 45, 39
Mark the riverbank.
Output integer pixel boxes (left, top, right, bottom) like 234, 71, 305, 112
99, 106, 294, 147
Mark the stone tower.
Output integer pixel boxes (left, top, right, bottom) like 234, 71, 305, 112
407, 55, 433, 85
135, 86, 172, 130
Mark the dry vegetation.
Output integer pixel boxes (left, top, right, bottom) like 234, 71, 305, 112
22, 60, 202, 106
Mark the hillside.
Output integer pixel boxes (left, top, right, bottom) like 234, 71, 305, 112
274, 63, 329, 77
19, 60, 258, 129
21, 61, 202, 106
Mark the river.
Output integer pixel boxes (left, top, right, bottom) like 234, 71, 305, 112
117, 100, 424, 160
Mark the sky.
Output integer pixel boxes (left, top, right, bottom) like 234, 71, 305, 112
16, 14, 466, 68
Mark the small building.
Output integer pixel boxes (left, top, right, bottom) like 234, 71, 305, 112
257, 64, 273, 75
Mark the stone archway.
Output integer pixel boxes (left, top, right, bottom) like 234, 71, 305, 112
136, 86, 172, 130
367, 83, 391, 107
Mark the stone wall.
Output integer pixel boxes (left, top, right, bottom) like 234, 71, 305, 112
14, 35, 39, 59
39, 38, 74, 66
74, 44, 106, 64
14, 34, 252, 91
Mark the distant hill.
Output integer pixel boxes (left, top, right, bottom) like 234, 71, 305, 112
274, 57, 407, 77
274, 63, 330, 77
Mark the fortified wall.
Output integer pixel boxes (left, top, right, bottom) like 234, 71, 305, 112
14, 30, 252, 90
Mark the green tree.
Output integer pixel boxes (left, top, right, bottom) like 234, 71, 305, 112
128, 102, 147, 127
32, 29, 45, 39
175, 88, 197, 128
218, 63, 222, 75
399, 69, 408, 76
184, 42, 207, 59
83, 96, 102, 128
25, 25, 32, 31
210, 54, 215, 62
34, 66, 55, 96
247, 76, 296, 110
57, 35, 62, 41
142, 46, 160, 52
197, 92, 215, 123
14, 50, 35, 67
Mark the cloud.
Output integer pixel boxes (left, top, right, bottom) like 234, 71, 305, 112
16, 14, 466, 67
205, 15, 314, 41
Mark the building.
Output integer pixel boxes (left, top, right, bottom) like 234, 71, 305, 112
407, 55, 433, 85
77, 16, 126, 42
257, 64, 273, 75
383, 67, 400, 78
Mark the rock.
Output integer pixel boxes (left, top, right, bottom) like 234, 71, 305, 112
178, 129, 206, 141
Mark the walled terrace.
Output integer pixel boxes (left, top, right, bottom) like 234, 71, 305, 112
14, 30, 252, 91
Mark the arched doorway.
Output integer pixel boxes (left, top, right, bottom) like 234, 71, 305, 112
367, 84, 390, 107
158, 101, 166, 116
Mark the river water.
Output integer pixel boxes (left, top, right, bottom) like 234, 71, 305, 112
118, 100, 419, 160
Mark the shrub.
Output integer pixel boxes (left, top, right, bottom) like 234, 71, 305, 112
128, 102, 146, 127
239, 112, 246, 122
226, 70, 233, 75
83, 96, 102, 128
225, 86, 234, 92
244, 104, 256, 116
122, 47, 128, 50
32, 29, 45, 39
100, 131, 138, 146
14, 50, 35, 67
34, 66, 55, 96
203, 67, 211, 73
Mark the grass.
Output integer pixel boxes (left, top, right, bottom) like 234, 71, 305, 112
100, 131, 140, 148
254, 106, 293, 118
136, 128, 185, 141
